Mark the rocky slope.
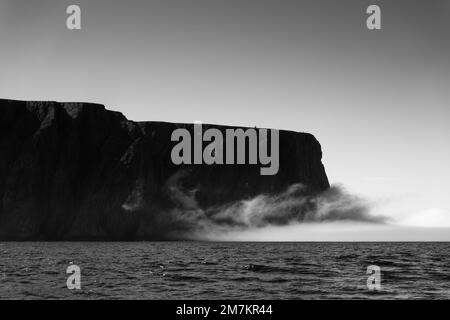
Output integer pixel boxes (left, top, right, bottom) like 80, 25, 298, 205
0, 99, 329, 240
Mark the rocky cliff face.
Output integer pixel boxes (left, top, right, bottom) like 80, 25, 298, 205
0, 99, 329, 240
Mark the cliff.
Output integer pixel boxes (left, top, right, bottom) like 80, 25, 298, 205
0, 99, 329, 240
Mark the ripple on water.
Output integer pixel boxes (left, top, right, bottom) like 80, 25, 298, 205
0, 242, 449, 299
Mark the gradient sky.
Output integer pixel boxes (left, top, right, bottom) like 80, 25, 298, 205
0, 0, 449, 239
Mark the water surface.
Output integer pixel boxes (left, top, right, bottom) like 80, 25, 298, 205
0, 242, 449, 299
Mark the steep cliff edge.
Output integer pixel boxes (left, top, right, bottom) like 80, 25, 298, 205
0, 99, 329, 240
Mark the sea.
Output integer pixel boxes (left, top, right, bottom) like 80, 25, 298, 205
0, 242, 449, 299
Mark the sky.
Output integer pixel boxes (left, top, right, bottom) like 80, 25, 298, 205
0, 0, 449, 240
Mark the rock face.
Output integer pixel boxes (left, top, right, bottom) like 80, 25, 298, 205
0, 99, 329, 240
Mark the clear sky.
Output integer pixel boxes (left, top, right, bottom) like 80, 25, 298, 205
0, 0, 449, 239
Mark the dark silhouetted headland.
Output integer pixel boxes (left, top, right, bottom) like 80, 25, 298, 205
0, 99, 329, 240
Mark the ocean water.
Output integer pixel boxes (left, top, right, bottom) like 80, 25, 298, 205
0, 242, 449, 300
